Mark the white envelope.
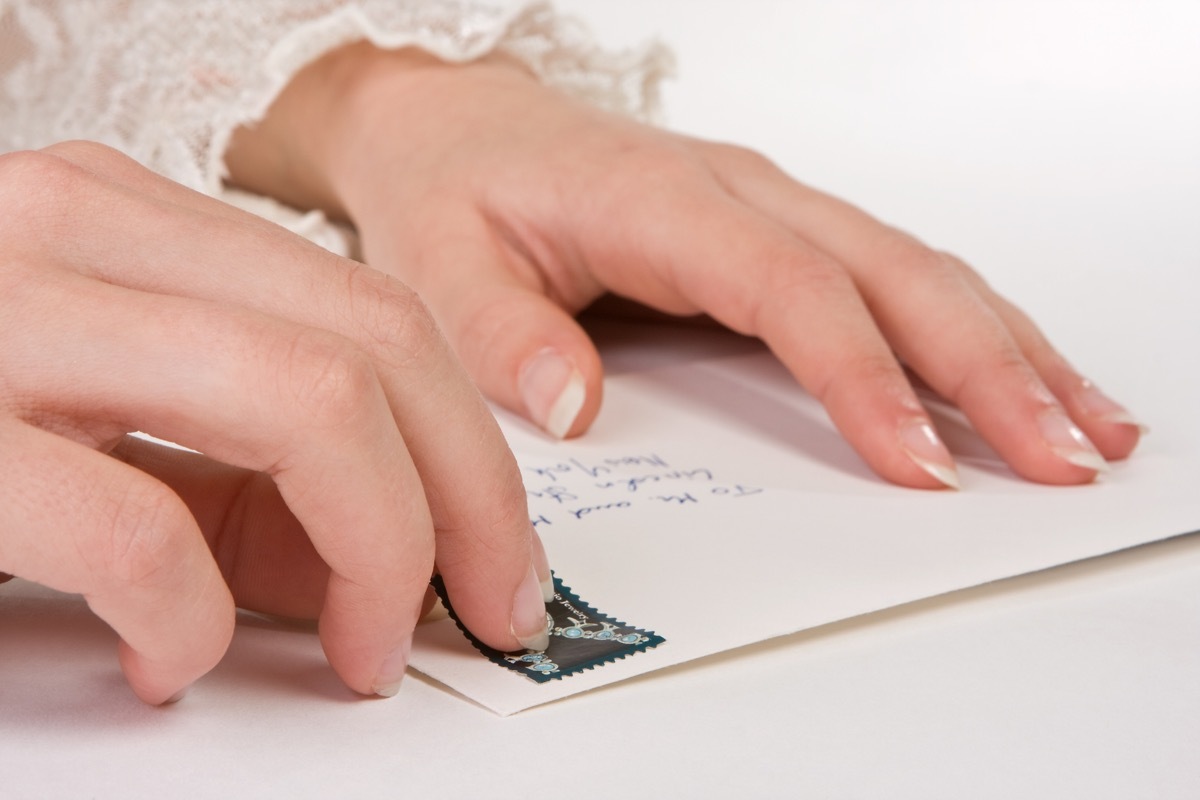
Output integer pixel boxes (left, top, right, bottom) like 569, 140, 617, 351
409, 319, 1198, 716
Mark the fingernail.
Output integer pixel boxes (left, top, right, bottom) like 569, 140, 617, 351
511, 563, 550, 651
1037, 407, 1110, 473
898, 418, 960, 489
530, 527, 555, 602
163, 687, 189, 705
518, 348, 586, 439
372, 634, 413, 698
1076, 379, 1149, 433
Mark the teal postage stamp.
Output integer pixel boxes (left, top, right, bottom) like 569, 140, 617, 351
430, 574, 665, 683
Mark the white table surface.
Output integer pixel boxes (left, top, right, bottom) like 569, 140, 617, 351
4, 2, 1199, 797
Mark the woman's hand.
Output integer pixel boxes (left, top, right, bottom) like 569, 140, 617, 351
227, 45, 1142, 489
0, 141, 550, 704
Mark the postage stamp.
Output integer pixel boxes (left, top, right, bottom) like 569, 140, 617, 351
430, 574, 665, 683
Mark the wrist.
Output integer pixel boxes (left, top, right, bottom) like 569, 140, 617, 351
225, 42, 386, 219
225, 43, 534, 224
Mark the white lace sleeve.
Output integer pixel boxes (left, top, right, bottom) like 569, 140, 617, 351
0, 0, 672, 253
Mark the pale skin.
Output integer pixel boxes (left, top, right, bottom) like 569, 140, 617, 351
228, 44, 1141, 487
0, 141, 551, 704
0, 44, 1141, 705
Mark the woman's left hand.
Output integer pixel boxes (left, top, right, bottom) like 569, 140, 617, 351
228, 44, 1142, 489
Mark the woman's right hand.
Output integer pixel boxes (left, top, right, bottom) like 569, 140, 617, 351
0, 141, 550, 705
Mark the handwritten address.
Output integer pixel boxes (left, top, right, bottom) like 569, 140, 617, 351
520, 453, 764, 527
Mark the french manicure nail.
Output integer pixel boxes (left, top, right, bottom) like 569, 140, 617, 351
1037, 407, 1110, 473
530, 527, 555, 603
898, 418, 960, 489
511, 563, 550, 651
518, 348, 586, 439
372, 633, 413, 698
1076, 379, 1149, 433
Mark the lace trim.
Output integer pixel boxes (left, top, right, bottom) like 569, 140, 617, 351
1, 1, 673, 197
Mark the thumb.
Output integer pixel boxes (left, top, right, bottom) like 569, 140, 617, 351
441, 278, 604, 439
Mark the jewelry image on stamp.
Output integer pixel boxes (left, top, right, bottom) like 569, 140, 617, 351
430, 574, 665, 683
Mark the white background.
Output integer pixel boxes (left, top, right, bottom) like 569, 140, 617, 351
4, 1, 1200, 797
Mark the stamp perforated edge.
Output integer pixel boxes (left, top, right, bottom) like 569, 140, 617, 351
430, 574, 665, 683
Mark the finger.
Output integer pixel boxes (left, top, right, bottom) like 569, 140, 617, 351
113, 437, 534, 634
8, 274, 434, 696
392, 211, 603, 440
578, 164, 959, 489
0, 419, 233, 704
700, 142, 1120, 483
943, 253, 1144, 460
110, 436, 330, 620
9, 148, 546, 652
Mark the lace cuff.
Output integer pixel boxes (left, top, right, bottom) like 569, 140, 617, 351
0, 1, 673, 252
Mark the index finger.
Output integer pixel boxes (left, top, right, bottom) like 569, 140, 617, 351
30, 145, 548, 652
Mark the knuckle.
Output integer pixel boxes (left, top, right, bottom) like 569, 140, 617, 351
277, 328, 380, 428
781, 250, 853, 292
39, 139, 129, 171
850, 351, 907, 383
97, 479, 189, 588
459, 467, 530, 539
709, 140, 779, 174
344, 265, 443, 370
749, 249, 853, 331
1016, 325, 1063, 372
0, 150, 87, 229
634, 148, 705, 189
941, 249, 1010, 310
937, 249, 983, 282
0, 149, 51, 189
867, 235, 982, 307
884, 234, 960, 280
0, 142, 124, 200
0, 144, 143, 254
823, 351, 905, 404
605, 139, 710, 196
488, 475, 536, 547
953, 346, 1037, 404
986, 347, 1040, 382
